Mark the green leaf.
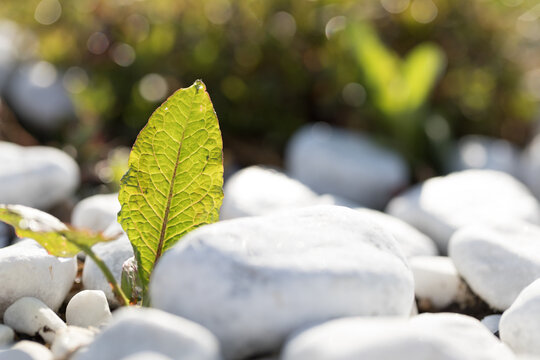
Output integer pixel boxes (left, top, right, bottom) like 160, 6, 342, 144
0, 204, 113, 257
348, 22, 400, 104
118, 79, 224, 290
346, 22, 445, 118
402, 43, 446, 112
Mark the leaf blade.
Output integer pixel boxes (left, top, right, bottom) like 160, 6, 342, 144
402, 43, 446, 112
118, 80, 223, 288
0, 204, 112, 257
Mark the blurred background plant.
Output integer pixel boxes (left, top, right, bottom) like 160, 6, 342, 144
0, 0, 538, 191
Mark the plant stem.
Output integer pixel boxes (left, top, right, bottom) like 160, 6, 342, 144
78, 244, 130, 307
142, 293, 151, 307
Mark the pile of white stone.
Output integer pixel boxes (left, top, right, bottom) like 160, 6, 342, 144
2, 123, 540, 359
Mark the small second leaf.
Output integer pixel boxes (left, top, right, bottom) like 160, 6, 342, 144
0, 204, 112, 257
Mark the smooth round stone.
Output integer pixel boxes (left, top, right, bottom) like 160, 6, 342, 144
6, 61, 74, 132
66, 290, 112, 328
386, 170, 540, 252
285, 123, 409, 209
0, 350, 34, 360
449, 222, 540, 310
82, 228, 133, 306
0, 325, 14, 347
410, 256, 468, 309
0, 341, 54, 360
355, 208, 437, 258
0, 141, 79, 209
151, 205, 414, 359
282, 313, 515, 360
447, 135, 520, 177
73, 307, 221, 360
220, 166, 356, 220
50, 326, 95, 359
119, 352, 173, 360
500, 278, 540, 356
71, 194, 120, 232
481, 315, 502, 335
520, 133, 540, 200
0, 239, 77, 317
3, 297, 66, 344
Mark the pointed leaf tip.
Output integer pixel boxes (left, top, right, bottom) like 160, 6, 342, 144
194, 79, 206, 92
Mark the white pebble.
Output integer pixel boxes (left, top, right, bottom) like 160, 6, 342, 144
0, 239, 77, 317
71, 193, 120, 232
0, 141, 79, 209
282, 313, 515, 360
520, 133, 540, 200
387, 170, 540, 253
0, 340, 54, 360
3, 297, 66, 344
500, 278, 540, 356
220, 166, 356, 220
151, 205, 414, 359
0, 324, 14, 347
66, 290, 112, 328
481, 314, 501, 335
51, 326, 95, 359
73, 307, 221, 360
82, 230, 133, 306
410, 256, 468, 309
286, 123, 409, 208
450, 221, 540, 310
356, 208, 438, 258
119, 352, 174, 360
447, 135, 520, 176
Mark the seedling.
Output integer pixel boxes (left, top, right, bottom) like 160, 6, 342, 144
344, 22, 446, 163
0, 79, 224, 307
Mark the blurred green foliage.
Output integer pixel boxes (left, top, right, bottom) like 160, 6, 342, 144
344, 21, 446, 165
0, 0, 539, 179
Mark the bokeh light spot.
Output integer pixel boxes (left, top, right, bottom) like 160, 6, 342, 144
221, 76, 247, 101
411, 0, 438, 24
87, 32, 109, 55
325, 16, 347, 39
204, 0, 233, 25
139, 73, 168, 102
112, 43, 136, 67
63, 66, 89, 94
502, 0, 523, 7
235, 44, 261, 69
34, 0, 62, 25
516, 5, 540, 41
462, 142, 487, 168
524, 68, 540, 100
29, 61, 57, 88
381, 0, 410, 14
125, 14, 150, 43
269, 11, 296, 43
342, 83, 366, 107
425, 114, 450, 142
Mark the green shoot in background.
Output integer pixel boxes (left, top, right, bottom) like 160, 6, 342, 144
344, 22, 446, 168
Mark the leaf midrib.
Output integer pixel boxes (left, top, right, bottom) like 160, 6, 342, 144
153, 91, 195, 266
